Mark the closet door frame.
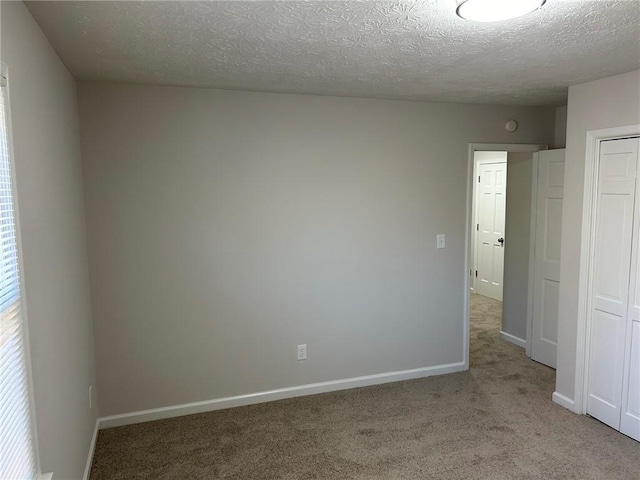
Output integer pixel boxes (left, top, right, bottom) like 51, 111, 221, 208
574, 124, 640, 416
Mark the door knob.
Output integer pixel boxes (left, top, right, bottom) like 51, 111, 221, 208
498, 237, 504, 246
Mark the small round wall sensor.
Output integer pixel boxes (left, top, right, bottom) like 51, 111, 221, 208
505, 120, 518, 133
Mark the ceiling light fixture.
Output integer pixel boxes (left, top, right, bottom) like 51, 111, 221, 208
456, 0, 546, 22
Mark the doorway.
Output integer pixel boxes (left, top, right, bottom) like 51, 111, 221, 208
467, 144, 567, 371
465, 143, 548, 370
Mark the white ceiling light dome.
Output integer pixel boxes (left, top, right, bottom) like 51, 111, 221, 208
456, 0, 546, 22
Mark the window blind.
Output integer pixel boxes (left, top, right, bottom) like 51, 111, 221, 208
0, 75, 37, 479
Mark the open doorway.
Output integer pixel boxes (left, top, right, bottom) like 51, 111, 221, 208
468, 149, 512, 370
464, 143, 559, 372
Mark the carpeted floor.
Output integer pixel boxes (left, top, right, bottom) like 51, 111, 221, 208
89, 294, 640, 479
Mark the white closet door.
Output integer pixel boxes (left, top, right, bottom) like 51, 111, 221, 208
587, 138, 639, 430
531, 149, 565, 368
620, 139, 640, 442
476, 161, 507, 301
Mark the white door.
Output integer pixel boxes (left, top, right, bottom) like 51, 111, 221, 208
476, 161, 507, 301
587, 138, 638, 431
620, 139, 640, 441
531, 149, 565, 368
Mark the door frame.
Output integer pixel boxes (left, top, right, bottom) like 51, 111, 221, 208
573, 124, 640, 415
525, 151, 540, 357
464, 143, 548, 369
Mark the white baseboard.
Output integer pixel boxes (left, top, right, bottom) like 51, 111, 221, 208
552, 391, 576, 412
499, 331, 526, 349
98, 361, 466, 429
83, 419, 99, 480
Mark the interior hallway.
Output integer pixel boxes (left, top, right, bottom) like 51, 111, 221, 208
88, 294, 640, 479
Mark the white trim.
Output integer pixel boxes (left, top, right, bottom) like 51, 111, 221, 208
552, 391, 576, 411
464, 143, 548, 371
574, 124, 640, 415
98, 362, 465, 429
500, 331, 526, 349
83, 419, 99, 480
36, 474, 52, 480
464, 144, 474, 370
525, 152, 540, 358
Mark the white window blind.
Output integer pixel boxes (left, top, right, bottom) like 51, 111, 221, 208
0, 75, 37, 479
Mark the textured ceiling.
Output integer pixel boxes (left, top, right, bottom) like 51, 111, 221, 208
25, 0, 640, 106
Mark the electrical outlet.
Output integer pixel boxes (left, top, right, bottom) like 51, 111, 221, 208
89, 385, 93, 409
297, 344, 307, 361
437, 234, 446, 249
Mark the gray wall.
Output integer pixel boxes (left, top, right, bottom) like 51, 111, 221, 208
78, 82, 555, 416
502, 152, 534, 342
554, 106, 567, 148
1, 2, 98, 479
556, 69, 640, 402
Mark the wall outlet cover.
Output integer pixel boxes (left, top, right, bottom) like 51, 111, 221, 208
297, 344, 307, 361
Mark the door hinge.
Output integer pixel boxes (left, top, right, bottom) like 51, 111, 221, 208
478, 175, 481, 183
475, 270, 478, 277
476, 223, 479, 231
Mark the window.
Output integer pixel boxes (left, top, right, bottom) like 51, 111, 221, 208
0, 69, 37, 479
